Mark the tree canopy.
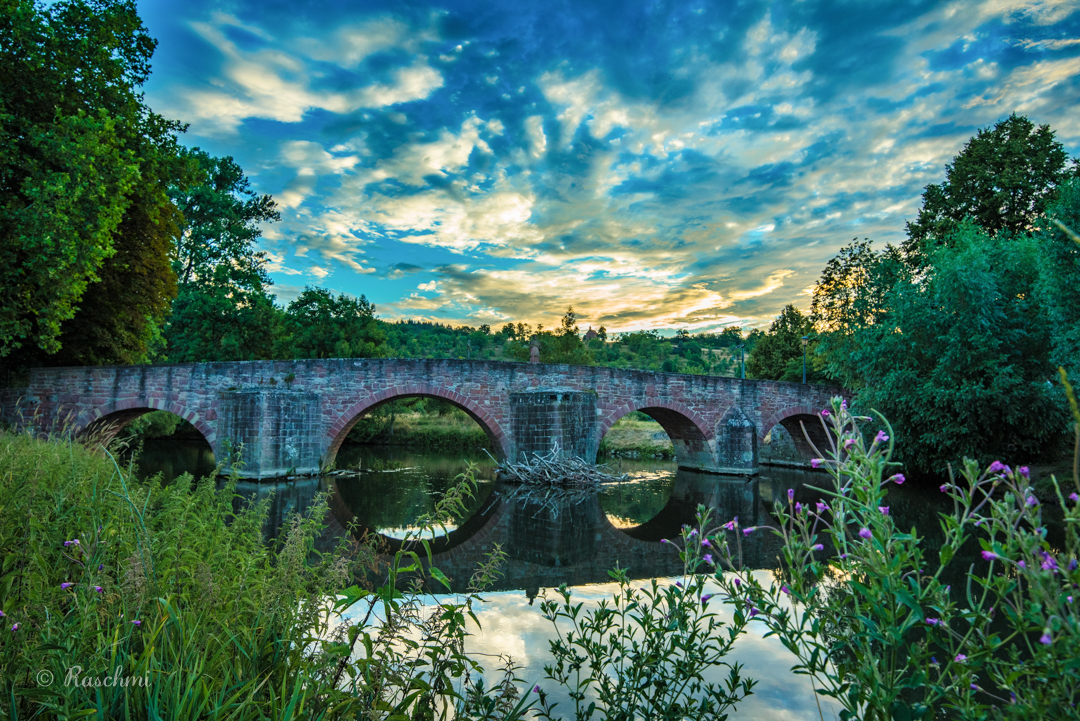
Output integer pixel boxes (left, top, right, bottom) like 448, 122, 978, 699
746, 305, 817, 382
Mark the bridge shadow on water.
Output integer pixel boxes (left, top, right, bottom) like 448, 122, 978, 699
229, 463, 837, 594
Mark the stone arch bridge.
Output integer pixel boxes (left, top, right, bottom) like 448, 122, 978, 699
0, 359, 848, 479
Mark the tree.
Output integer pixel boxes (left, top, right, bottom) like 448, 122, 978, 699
1036, 178, 1080, 377
904, 114, 1075, 261
278, 287, 388, 360
853, 223, 1066, 474
163, 150, 281, 362
0, 0, 190, 365
506, 307, 593, 365
596, 326, 607, 342
746, 305, 815, 381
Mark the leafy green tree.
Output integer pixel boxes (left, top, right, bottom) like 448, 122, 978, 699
746, 305, 816, 381
853, 223, 1066, 474
1037, 178, 1080, 378
163, 150, 281, 362
0, 0, 189, 364
506, 307, 593, 365
904, 114, 1076, 261
278, 287, 388, 360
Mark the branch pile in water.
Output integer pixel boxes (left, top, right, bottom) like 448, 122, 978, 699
487, 443, 628, 486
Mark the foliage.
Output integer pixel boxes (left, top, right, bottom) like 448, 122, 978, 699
848, 225, 1065, 474
535, 510, 754, 721
1037, 180, 1080, 378
745, 304, 818, 382
0, 0, 188, 364
0, 430, 533, 719
278, 286, 388, 360
904, 114, 1076, 262
164, 150, 282, 363
506, 307, 594, 366
710, 396, 1080, 721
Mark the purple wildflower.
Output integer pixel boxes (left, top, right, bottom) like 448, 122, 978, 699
981, 551, 998, 561
10, 623, 17, 633
703, 554, 714, 564
98, 564, 104, 571
843, 438, 855, 450
841, 399, 848, 409
787, 489, 794, 502
890, 473, 906, 484
1019, 466, 1030, 479
858, 527, 873, 540
60, 583, 73, 590
1018, 560, 1026, 569
743, 527, 756, 536
1039, 632, 1052, 645
660, 538, 669, 544
795, 502, 802, 513
874, 431, 889, 443
94, 586, 103, 593
749, 607, 759, 617
971, 684, 979, 691
878, 506, 889, 516
926, 618, 940, 626
816, 501, 829, 513
811, 543, 824, 551
723, 517, 738, 530
821, 409, 831, 417
64, 539, 79, 547
811, 458, 823, 468
839, 553, 848, 559
955, 654, 967, 663
533, 685, 541, 694
781, 585, 790, 595
1068, 596, 1074, 603
688, 528, 698, 538
988, 460, 1008, 474
0, 610, 4, 617
132, 620, 141, 627
700, 594, 714, 605
1070, 493, 1079, 503
675, 581, 683, 588
1026, 496, 1039, 507
940, 484, 949, 493
1069, 559, 1078, 571
733, 578, 741, 587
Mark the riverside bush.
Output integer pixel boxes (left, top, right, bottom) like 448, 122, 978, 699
0, 431, 529, 719
701, 390, 1080, 720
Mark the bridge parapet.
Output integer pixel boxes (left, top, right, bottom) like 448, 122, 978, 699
0, 359, 848, 479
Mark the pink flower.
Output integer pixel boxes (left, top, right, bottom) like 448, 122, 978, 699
1070, 493, 1079, 503
841, 399, 848, 409
981, 551, 997, 561
820, 409, 831, 417
742, 527, 756, 536
533, 685, 541, 694
988, 460, 1009, 475
701, 539, 711, 548
843, 438, 855, 449
874, 431, 889, 443
878, 506, 889, 516
858, 527, 872, 539
926, 618, 940, 626
939, 484, 949, 493
811, 543, 824, 551
723, 517, 738, 530
889, 474, 905, 484
811, 459, 823, 468
955, 654, 967, 663
1018, 560, 1026, 569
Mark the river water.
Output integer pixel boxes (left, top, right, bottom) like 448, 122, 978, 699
133, 438, 1068, 719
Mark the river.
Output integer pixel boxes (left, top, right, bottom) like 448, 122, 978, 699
130, 437, 1069, 719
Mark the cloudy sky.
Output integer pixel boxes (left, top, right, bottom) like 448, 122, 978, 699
137, 0, 1080, 333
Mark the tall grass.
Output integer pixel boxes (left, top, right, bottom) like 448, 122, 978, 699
0, 430, 528, 719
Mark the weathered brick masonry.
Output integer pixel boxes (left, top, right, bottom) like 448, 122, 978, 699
0, 359, 847, 479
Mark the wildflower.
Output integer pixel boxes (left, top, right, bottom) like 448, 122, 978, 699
816, 501, 829, 513
533, 685, 541, 694
700, 594, 714, 605
703, 554, 714, 565
1070, 493, 1079, 503
60, 583, 73, 590
988, 460, 1009, 475
811, 458, 823, 468
878, 506, 889, 516
781, 585, 790, 594
926, 618, 940, 626
1041, 553, 1058, 572
688, 528, 698, 538
858, 527, 873, 540
98, 564, 103, 571
675, 581, 683, 588
931, 657, 938, 665
131, 620, 141, 627
1069, 559, 1078, 571
743, 527, 756, 536
10, 623, 17, 633
839, 553, 848, 559
955, 654, 967, 663
1026, 496, 1038, 507
660, 538, 669, 544
940, 484, 949, 493
723, 517, 738, 530
701, 538, 711, 548
0, 611, 4, 617
93, 586, 103, 594
1068, 596, 1074, 603
841, 399, 848, 409
874, 431, 889, 443
811, 543, 824, 551
843, 438, 855, 450
64, 539, 79, 547
890, 473, 906, 484
787, 489, 794, 502
981, 551, 998, 561
749, 607, 759, 617
1019, 466, 1030, 479
1017, 561, 1026, 569
1039, 632, 1052, 645
971, 684, 979, 691
795, 502, 802, 513
821, 409, 831, 417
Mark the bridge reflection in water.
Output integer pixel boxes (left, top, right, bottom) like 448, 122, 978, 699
231, 465, 832, 593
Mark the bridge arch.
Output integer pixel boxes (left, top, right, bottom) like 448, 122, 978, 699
760, 406, 834, 463
78, 398, 216, 450
324, 383, 512, 467
596, 402, 714, 471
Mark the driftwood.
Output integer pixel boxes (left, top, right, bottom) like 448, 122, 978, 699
486, 443, 628, 487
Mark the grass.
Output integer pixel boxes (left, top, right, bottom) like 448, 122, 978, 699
598, 416, 675, 459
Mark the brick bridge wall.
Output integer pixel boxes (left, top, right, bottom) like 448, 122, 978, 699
0, 359, 848, 478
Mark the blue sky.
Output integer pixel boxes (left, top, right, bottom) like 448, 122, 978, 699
137, 0, 1080, 333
